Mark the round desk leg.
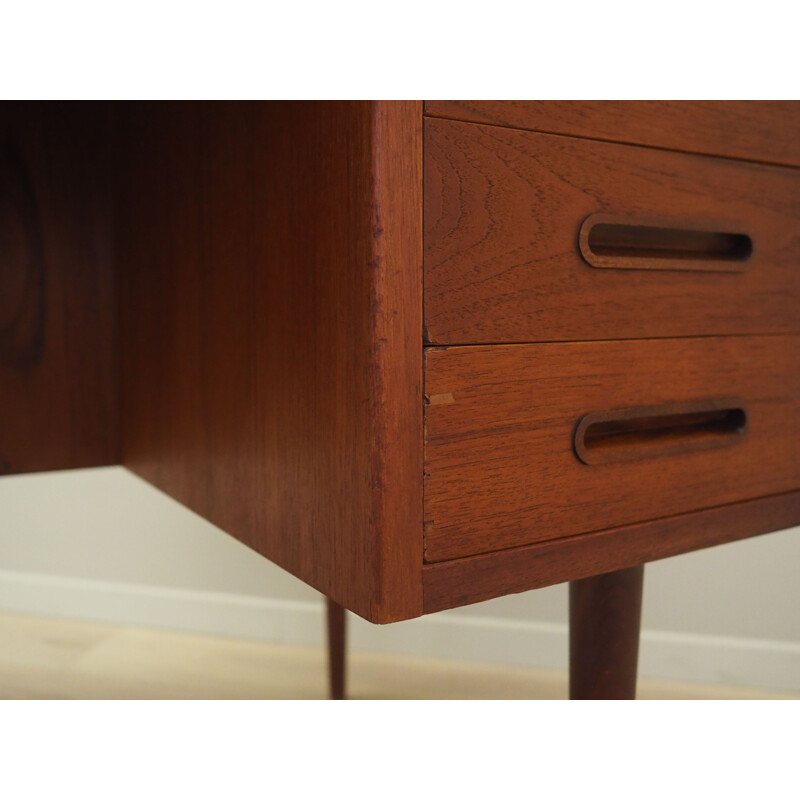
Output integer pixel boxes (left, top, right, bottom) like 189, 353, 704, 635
569, 565, 645, 700
326, 598, 346, 700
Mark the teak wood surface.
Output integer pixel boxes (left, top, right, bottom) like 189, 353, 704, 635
424, 336, 800, 562
424, 101, 800, 167
326, 598, 346, 700
0, 102, 118, 476
1, 101, 799, 631
118, 102, 423, 623
422, 491, 800, 613
424, 117, 800, 345
570, 565, 644, 700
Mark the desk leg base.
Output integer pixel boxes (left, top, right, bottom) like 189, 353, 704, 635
569, 565, 644, 700
326, 598, 346, 700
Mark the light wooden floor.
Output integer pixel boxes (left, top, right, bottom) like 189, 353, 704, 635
1, 611, 796, 700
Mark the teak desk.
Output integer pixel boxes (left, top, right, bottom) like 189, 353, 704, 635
2, 101, 799, 699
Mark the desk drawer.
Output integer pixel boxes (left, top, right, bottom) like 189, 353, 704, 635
424, 101, 800, 167
423, 336, 800, 562
424, 118, 800, 344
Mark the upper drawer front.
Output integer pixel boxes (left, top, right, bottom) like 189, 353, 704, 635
424, 101, 800, 167
424, 118, 800, 345
424, 335, 800, 563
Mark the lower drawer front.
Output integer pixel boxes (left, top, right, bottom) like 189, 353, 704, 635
423, 336, 800, 562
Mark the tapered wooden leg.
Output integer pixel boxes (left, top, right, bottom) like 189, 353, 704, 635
326, 598, 346, 700
569, 564, 644, 700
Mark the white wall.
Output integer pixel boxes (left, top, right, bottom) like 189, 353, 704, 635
1, 466, 798, 692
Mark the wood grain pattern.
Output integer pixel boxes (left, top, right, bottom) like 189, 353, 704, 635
119, 102, 423, 623
422, 491, 800, 613
424, 118, 800, 344
424, 101, 800, 167
424, 336, 800, 562
0, 102, 118, 476
570, 565, 644, 700
4, 100, 798, 632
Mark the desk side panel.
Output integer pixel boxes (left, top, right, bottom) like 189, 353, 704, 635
119, 102, 423, 623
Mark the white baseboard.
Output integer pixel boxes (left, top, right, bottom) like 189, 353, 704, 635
0, 569, 321, 647
1, 568, 799, 694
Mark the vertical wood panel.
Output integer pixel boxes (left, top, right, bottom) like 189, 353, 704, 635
119, 102, 423, 622
369, 102, 424, 618
0, 102, 118, 475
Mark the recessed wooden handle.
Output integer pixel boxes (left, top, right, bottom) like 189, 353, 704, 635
574, 399, 747, 465
579, 214, 753, 273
